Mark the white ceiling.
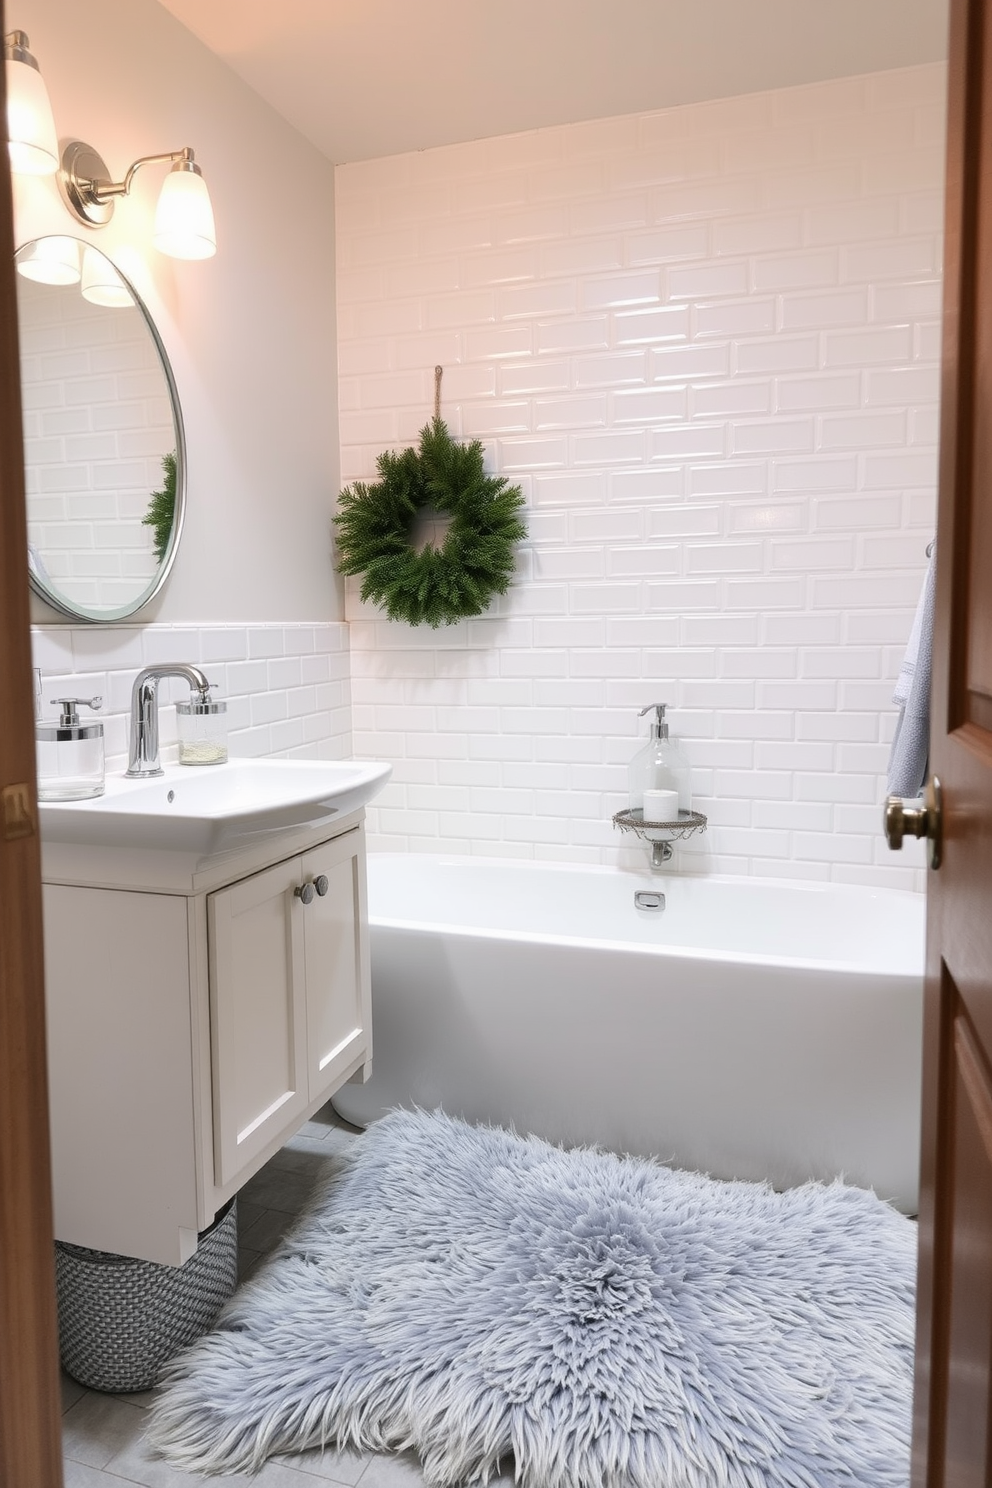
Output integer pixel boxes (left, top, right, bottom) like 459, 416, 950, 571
155, 0, 949, 165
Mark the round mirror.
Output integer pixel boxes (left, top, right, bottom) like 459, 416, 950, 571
14, 236, 186, 621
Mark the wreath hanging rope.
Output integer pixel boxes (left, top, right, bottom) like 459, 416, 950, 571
334, 367, 527, 628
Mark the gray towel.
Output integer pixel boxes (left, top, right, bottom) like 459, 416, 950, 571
886, 543, 936, 798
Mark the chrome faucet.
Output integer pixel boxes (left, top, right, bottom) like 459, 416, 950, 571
126, 663, 212, 778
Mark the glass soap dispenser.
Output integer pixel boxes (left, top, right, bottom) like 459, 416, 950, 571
36, 695, 105, 800
628, 703, 691, 817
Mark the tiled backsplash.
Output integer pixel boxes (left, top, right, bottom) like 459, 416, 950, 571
335, 65, 944, 889
31, 623, 352, 773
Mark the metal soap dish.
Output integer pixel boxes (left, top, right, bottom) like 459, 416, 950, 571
613, 806, 708, 869
613, 806, 708, 842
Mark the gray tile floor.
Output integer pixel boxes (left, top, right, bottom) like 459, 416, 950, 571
59, 1103, 507, 1488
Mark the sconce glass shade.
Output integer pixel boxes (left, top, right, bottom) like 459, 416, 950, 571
4, 40, 59, 175
15, 235, 80, 285
152, 161, 216, 260
81, 247, 134, 308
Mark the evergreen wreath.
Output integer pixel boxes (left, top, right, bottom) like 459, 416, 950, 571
334, 417, 527, 628
142, 450, 177, 565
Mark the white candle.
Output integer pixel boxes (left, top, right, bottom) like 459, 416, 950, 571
642, 788, 679, 822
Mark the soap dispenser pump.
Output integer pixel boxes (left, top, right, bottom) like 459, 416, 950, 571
628, 703, 691, 817
36, 695, 105, 800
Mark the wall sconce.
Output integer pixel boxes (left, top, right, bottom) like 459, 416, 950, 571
4, 31, 59, 175
59, 141, 216, 260
3, 29, 216, 260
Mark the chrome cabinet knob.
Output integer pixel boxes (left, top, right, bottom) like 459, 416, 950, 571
313, 874, 329, 897
295, 882, 315, 905
883, 775, 942, 869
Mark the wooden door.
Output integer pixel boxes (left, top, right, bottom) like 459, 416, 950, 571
208, 856, 309, 1186
0, 0, 65, 1476
912, 0, 992, 1480
302, 828, 371, 1097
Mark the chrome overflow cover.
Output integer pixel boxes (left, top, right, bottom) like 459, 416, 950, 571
634, 890, 666, 912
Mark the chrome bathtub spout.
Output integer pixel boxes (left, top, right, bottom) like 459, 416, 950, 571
126, 663, 212, 777
650, 840, 673, 871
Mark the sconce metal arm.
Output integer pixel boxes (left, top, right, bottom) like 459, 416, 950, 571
89, 146, 196, 204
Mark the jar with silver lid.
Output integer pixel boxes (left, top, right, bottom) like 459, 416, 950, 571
36, 696, 104, 800
176, 691, 228, 765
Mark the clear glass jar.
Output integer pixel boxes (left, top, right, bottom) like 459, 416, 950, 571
176, 696, 228, 765
36, 723, 105, 799
36, 697, 105, 800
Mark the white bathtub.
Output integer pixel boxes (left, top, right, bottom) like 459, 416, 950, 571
333, 855, 926, 1212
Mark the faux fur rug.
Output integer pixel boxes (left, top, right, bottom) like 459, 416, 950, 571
148, 1109, 916, 1488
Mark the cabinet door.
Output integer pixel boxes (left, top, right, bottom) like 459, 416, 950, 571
208, 856, 309, 1186
302, 830, 371, 1099
43, 885, 199, 1265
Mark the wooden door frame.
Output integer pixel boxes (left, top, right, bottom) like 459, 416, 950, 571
0, 0, 65, 1477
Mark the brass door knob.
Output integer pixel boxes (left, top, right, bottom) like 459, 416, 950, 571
883, 775, 942, 869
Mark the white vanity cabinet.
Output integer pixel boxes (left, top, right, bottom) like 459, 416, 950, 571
209, 832, 368, 1186
41, 811, 372, 1266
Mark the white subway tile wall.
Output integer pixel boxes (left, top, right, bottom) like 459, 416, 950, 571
336, 65, 943, 889
31, 624, 352, 772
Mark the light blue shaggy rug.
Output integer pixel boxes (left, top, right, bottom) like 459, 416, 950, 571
148, 1109, 916, 1488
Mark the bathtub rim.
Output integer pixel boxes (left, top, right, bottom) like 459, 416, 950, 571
366, 852, 926, 979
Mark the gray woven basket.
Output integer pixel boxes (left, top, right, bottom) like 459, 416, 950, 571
55, 1198, 237, 1393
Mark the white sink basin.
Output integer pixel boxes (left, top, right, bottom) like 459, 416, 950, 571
38, 757, 392, 854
